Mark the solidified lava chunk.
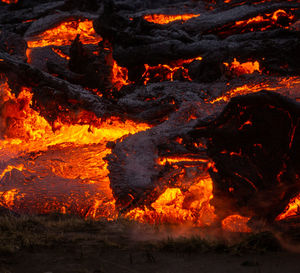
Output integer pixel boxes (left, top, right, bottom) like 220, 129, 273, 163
199, 91, 300, 223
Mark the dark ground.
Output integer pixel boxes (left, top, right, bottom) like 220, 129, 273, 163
0, 214, 300, 273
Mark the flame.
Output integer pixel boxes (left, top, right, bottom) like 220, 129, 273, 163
222, 215, 251, 233
142, 57, 202, 84
276, 194, 300, 221
143, 14, 200, 24
27, 19, 102, 48
224, 58, 261, 76
126, 176, 216, 226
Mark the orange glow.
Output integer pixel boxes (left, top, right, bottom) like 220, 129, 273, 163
51, 48, 70, 60
0, 83, 150, 153
112, 61, 131, 90
224, 58, 261, 76
0, 164, 24, 180
157, 157, 208, 165
126, 176, 216, 226
27, 19, 102, 48
222, 215, 251, 233
272, 9, 294, 22
0, 78, 150, 217
276, 194, 300, 220
142, 57, 202, 84
235, 15, 266, 27
0, 189, 24, 208
143, 14, 200, 24
1, 0, 17, 3
234, 9, 294, 31
209, 76, 300, 103
0, 77, 269, 232
26, 20, 131, 91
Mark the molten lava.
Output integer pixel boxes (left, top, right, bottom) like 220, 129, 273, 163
0, 77, 150, 218
1, 3, 299, 232
26, 19, 130, 91
276, 194, 300, 220
209, 76, 300, 103
143, 14, 200, 24
112, 60, 131, 90
126, 176, 216, 226
51, 48, 71, 60
142, 57, 202, 84
224, 58, 261, 76
27, 19, 102, 48
1, 0, 17, 3
222, 215, 251, 233
234, 9, 294, 32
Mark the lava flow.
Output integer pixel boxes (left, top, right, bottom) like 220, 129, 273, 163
0, 77, 149, 218
142, 57, 202, 84
26, 19, 130, 91
1, 0, 17, 3
0, 77, 252, 232
27, 19, 102, 48
126, 176, 216, 227
209, 76, 300, 104
1, 0, 299, 235
224, 58, 261, 76
277, 194, 300, 220
143, 14, 200, 24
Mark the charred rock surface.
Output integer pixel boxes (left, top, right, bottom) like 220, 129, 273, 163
0, 52, 119, 123
106, 100, 223, 211
108, 91, 300, 224
94, 1, 300, 82
202, 91, 300, 223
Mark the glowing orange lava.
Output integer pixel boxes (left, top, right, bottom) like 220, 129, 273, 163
0, 189, 24, 208
142, 57, 202, 84
222, 215, 251, 233
0, 77, 150, 218
1, 0, 17, 3
157, 156, 209, 165
126, 176, 216, 226
235, 9, 294, 31
276, 194, 300, 221
51, 48, 70, 60
27, 19, 102, 48
112, 60, 131, 90
209, 76, 300, 103
143, 14, 200, 24
224, 58, 261, 76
